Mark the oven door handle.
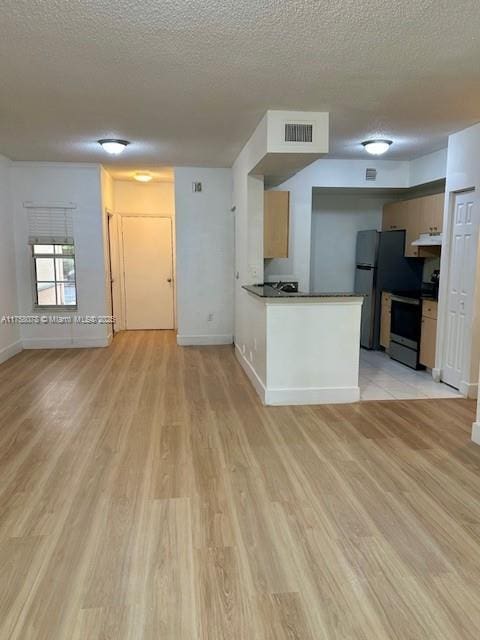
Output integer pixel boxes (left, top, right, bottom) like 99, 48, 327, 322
391, 295, 420, 306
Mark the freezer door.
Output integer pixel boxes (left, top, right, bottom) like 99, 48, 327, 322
356, 230, 379, 267
355, 265, 376, 348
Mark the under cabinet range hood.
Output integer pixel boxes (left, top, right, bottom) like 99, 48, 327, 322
411, 233, 443, 247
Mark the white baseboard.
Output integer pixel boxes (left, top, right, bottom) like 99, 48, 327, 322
177, 334, 233, 346
459, 380, 478, 399
472, 422, 480, 446
432, 368, 442, 383
234, 343, 360, 406
234, 344, 266, 402
265, 386, 360, 406
0, 340, 23, 365
22, 337, 111, 349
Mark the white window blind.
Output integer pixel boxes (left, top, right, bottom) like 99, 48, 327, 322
25, 202, 75, 245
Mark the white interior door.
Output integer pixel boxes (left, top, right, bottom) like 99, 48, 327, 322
442, 191, 478, 389
122, 216, 174, 330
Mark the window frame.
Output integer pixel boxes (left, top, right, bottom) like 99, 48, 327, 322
32, 243, 78, 310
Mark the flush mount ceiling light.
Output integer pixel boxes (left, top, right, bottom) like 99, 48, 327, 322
98, 139, 130, 155
361, 139, 393, 156
134, 172, 153, 183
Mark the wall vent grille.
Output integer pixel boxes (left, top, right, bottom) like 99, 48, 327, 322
285, 123, 313, 143
365, 168, 377, 181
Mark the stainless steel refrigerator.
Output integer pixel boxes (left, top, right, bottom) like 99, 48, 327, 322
354, 230, 423, 349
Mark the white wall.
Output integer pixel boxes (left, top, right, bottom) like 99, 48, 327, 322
236, 294, 362, 405
11, 162, 109, 348
100, 168, 114, 339
430, 124, 480, 444
175, 167, 234, 345
113, 180, 174, 216
233, 143, 266, 355
0, 154, 21, 363
409, 148, 447, 187
266, 150, 447, 291
309, 193, 384, 292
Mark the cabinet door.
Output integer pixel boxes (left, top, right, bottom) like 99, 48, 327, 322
420, 316, 437, 369
380, 293, 392, 349
404, 198, 422, 257
427, 193, 445, 233
264, 191, 289, 258
417, 193, 445, 234
422, 299, 438, 320
382, 202, 405, 231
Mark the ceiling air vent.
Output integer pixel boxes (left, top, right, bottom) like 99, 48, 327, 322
365, 168, 377, 181
285, 123, 313, 143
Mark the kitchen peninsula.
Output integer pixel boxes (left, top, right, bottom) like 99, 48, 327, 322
236, 285, 364, 405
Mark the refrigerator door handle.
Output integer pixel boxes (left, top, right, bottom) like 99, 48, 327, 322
357, 264, 374, 270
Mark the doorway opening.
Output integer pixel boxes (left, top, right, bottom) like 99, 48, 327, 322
104, 169, 176, 332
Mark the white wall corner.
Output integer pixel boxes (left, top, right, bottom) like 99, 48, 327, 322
471, 422, 480, 446
177, 334, 233, 346
235, 343, 266, 403
459, 380, 478, 399
0, 340, 23, 365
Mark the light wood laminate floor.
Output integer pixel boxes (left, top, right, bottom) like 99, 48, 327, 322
1, 330, 480, 639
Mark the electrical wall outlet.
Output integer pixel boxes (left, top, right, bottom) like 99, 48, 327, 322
207, 313, 214, 322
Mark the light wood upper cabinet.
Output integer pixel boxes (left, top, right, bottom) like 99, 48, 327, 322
404, 198, 422, 258
382, 202, 405, 232
382, 192, 444, 258
419, 192, 444, 234
264, 191, 289, 259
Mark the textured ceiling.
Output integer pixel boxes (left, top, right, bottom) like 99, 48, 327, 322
1, 0, 479, 166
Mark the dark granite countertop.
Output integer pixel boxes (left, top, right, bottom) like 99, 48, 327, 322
243, 285, 364, 299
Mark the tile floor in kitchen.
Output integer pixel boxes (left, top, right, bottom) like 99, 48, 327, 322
359, 349, 462, 401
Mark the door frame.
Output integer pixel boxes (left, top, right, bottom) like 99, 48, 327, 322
435, 187, 479, 397
120, 214, 176, 330
105, 210, 115, 334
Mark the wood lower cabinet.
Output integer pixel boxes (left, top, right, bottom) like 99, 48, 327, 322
264, 191, 289, 259
380, 292, 392, 350
420, 300, 438, 369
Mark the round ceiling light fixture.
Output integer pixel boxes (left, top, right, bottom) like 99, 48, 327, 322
134, 172, 153, 183
361, 139, 393, 156
98, 139, 130, 155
